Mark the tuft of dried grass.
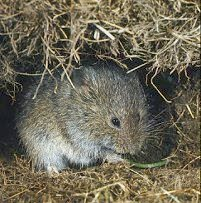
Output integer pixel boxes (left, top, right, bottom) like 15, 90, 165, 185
0, 156, 200, 202
0, 0, 200, 97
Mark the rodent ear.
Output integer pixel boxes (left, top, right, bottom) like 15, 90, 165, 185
71, 68, 90, 92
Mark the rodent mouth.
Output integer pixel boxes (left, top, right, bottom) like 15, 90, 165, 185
101, 146, 129, 156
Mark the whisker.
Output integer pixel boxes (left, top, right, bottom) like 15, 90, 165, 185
148, 120, 172, 127
147, 120, 172, 126
147, 127, 171, 133
149, 108, 169, 119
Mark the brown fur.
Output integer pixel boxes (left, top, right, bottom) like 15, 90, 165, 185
16, 61, 153, 172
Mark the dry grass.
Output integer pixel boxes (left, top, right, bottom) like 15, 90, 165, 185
0, 1, 200, 202
0, 159, 200, 203
0, 0, 200, 97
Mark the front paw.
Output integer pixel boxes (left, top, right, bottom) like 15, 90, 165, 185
46, 165, 60, 176
105, 153, 125, 163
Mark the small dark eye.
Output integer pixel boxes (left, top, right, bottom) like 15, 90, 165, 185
83, 112, 89, 117
111, 117, 121, 128
136, 113, 140, 122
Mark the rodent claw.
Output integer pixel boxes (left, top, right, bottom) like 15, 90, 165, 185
47, 166, 59, 176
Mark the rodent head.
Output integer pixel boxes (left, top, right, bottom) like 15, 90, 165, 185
65, 62, 153, 157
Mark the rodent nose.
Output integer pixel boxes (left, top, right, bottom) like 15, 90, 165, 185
115, 139, 142, 155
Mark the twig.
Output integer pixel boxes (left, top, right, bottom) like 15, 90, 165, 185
127, 61, 152, 73
93, 23, 115, 41
185, 104, 195, 119
5, 189, 29, 200
151, 67, 172, 103
179, 156, 200, 172
32, 68, 47, 99
73, 181, 127, 196
161, 188, 180, 203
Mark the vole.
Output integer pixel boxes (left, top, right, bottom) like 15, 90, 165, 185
16, 61, 154, 173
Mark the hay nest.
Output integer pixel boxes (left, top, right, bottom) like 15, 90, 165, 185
0, 1, 200, 201
0, 0, 200, 97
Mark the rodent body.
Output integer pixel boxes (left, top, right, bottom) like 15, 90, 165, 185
16, 61, 153, 173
